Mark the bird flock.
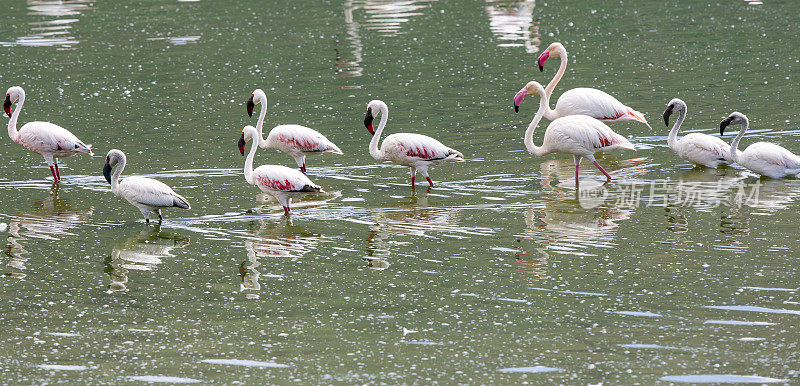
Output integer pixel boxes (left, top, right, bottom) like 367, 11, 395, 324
5, 41, 799, 221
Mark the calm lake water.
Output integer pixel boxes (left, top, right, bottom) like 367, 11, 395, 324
1, 0, 799, 383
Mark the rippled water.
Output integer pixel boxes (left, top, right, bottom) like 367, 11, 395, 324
1, 0, 799, 383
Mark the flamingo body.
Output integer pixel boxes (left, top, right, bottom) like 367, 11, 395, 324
5, 86, 93, 180
721, 112, 800, 178
363, 100, 463, 187
664, 98, 733, 168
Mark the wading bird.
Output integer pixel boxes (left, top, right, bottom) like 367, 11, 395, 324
663, 98, 733, 168
4, 86, 93, 181
514, 81, 635, 186
247, 89, 342, 174
720, 112, 800, 178
103, 149, 190, 222
239, 125, 324, 214
363, 100, 463, 187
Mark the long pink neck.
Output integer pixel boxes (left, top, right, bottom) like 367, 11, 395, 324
7, 92, 24, 143
542, 49, 566, 119
255, 94, 268, 147
524, 87, 550, 157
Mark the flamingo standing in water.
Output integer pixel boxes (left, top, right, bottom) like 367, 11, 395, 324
103, 149, 191, 223
535, 42, 652, 128
720, 112, 800, 178
4, 86, 93, 180
239, 125, 324, 214
363, 100, 464, 187
663, 98, 733, 168
247, 89, 342, 174
514, 81, 635, 186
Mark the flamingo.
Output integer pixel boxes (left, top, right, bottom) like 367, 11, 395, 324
4, 86, 93, 181
663, 98, 734, 168
103, 149, 191, 223
238, 125, 324, 214
363, 100, 464, 187
514, 81, 635, 186
247, 89, 342, 174
535, 42, 652, 128
720, 112, 800, 178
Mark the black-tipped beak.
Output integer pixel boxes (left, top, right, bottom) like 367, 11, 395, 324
720, 116, 734, 136
238, 133, 246, 155
662, 106, 673, 127
102, 159, 112, 184
3, 95, 11, 118
246, 96, 254, 117
538, 64, 543, 72
364, 110, 375, 135
514, 104, 519, 113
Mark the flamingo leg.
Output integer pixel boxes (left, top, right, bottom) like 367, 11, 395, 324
410, 167, 416, 187
426, 177, 434, 187
54, 160, 61, 180
157, 209, 163, 222
573, 155, 582, 188
301, 164, 306, 174
592, 160, 613, 181
283, 206, 290, 215
49, 166, 58, 181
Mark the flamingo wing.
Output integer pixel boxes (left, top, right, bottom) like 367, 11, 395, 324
678, 133, 732, 164
252, 164, 322, 192
118, 177, 190, 209
268, 125, 342, 154
745, 142, 800, 169
547, 115, 635, 153
384, 133, 463, 161
18, 122, 93, 155
556, 88, 649, 126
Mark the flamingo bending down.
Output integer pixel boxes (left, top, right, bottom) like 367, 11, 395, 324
720, 112, 800, 178
535, 42, 652, 128
363, 100, 464, 187
663, 98, 733, 168
514, 81, 636, 186
238, 125, 324, 214
247, 89, 342, 174
103, 149, 191, 223
4, 86, 93, 180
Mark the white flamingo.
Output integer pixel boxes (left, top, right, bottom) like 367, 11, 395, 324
534, 42, 652, 128
238, 125, 324, 214
363, 100, 464, 187
247, 89, 342, 174
720, 112, 800, 178
4, 86, 93, 180
514, 81, 635, 186
663, 98, 733, 168
103, 149, 191, 223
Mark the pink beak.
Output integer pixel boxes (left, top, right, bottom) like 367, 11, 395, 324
513, 87, 527, 113
537, 50, 550, 72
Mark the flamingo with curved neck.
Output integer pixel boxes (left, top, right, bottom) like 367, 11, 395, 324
514, 81, 635, 186
720, 112, 800, 178
662, 98, 733, 168
536, 42, 652, 128
363, 100, 463, 187
246, 89, 342, 174
5, 86, 93, 181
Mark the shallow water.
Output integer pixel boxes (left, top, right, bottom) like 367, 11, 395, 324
1, 0, 799, 383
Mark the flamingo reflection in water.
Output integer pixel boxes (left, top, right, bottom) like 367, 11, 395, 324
485, 0, 540, 54
105, 226, 189, 292
3, 188, 93, 279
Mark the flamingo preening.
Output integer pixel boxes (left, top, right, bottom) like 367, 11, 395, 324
363, 100, 464, 187
535, 42, 652, 129
720, 112, 800, 178
247, 89, 342, 174
4, 86, 93, 181
663, 98, 733, 168
514, 81, 636, 186
103, 149, 191, 223
239, 125, 324, 214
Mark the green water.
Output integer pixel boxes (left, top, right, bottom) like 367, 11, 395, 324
1, 0, 799, 383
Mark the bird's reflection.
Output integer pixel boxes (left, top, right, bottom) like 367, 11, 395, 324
104, 226, 189, 292
3, 189, 93, 279
485, 0, 540, 54
239, 218, 321, 298
0, 0, 92, 48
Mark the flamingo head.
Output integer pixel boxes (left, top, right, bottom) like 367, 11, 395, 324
514, 81, 544, 113
3, 94, 10, 118
4, 86, 23, 117
246, 89, 266, 117
239, 125, 256, 155
719, 112, 748, 136
103, 149, 125, 184
662, 98, 686, 126
538, 42, 564, 72
364, 100, 383, 135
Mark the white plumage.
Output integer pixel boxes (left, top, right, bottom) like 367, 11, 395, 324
247, 89, 342, 173
4, 86, 93, 180
103, 149, 191, 222
363, 100, 464, 187
514, 81, 635, 186
664, 98, 733, 168
536, 42, 652, 128
239, 125, 323, 214
720, 112, 800, 178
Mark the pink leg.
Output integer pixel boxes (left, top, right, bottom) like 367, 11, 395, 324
592, 160, 612, 180
54, 161, 61, 180
426, 176, 434, 187
575, 163, 579, 187
49, 165, 58, 181
411, 175, 415, 187
300, 164, 306, 174
283, 206, 291, 215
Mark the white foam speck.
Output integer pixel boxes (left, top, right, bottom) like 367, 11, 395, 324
200, 359, 291, 368
498, 366, 563, 373
659, 375, 786, 383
